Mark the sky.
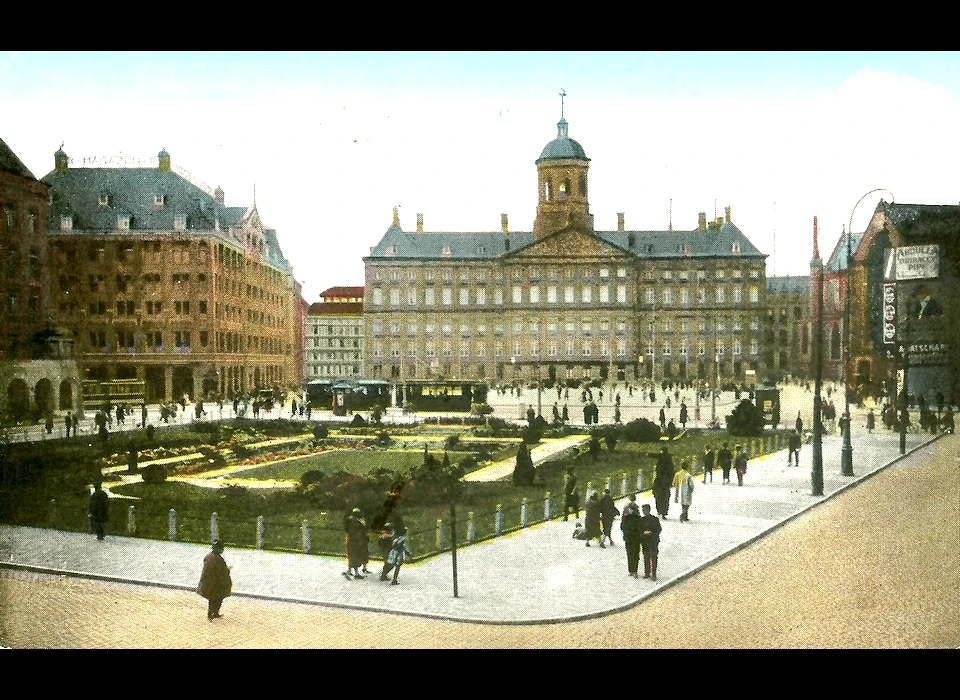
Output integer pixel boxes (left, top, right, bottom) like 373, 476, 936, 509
4, 51, 960, 302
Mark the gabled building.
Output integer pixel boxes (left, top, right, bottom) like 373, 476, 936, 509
363, 112, 770, 390
306, 286, 364, 380
43, 147, 298, 403
850, 200, 959, 405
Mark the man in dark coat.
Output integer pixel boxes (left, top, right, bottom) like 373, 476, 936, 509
638, 504, 662, 581
620, 494, 643, 577
718, 442, 733, 484
197, 539, 232, 620
788, 432, 801, 466
679, 402, 688, 429
599, 488, 619, 546
64, 412, 72, 438
702, 444, 715, 484
88, 482, 109, 541
343, 508, 370, 579
583, 492, 604, 547
653, 447, 674, 518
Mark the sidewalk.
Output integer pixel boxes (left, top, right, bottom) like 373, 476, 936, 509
0, 429, 939, 624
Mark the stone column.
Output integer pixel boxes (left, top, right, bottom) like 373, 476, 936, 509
164, 366, 173, 403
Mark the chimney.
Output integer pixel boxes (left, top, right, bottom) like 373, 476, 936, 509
715, 217, 723, 229
416, 213, 423, 233
725, 206, 731, 223
698, 212, 707, 232
501, 213, 509, 233
158, 147, 171, 173
214, 186, 224, 205
812, 216, 820, 262
392, 206, 400, 227
617, 212, 625, 232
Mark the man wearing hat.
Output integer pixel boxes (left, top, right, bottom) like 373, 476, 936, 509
599, 487, 619, 546
197, 540, 232, 620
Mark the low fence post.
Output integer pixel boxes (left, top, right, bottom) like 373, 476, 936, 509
621, 472, 629, 497
168, 508, 177, 542
256, 515, 264, 550
636, 470, 644, 494
544, 491, 551, 521
210, 512, 219, 544
521, 497, 528, 528
585, 480, 593, 504
300, 520, 310, 554
436, 518, 446, 553
50, 498, 57, 529
127, 505, 136, 536
467, 511, 476, 544
494, 504, 503, 537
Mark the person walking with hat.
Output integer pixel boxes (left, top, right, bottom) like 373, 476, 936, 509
343, 507, 370, 579
639, 504, 662, 581
620, 493, 643, 578
88, 481, 109, 541
672, 459, 695, 522
718, 442, 733, 484
734, 445, 748, 486
197, 540, 232, 620
584, 491, 605, 547
653, 446, 675, 518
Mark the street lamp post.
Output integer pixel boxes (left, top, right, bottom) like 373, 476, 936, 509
711, 352, 719, 426
812, 216, 825, 497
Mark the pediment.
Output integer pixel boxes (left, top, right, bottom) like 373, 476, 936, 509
509, 228, 630, 260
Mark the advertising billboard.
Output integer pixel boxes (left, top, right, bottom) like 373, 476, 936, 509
895, 245, 940, 280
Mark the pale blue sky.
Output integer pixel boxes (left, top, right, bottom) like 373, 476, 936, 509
4, 51, 959, 301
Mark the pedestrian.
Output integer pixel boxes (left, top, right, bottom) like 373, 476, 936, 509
620, 493, 642, 578
679, 402, 688, 429
734, 445, 748, 486
702, 444, 715, 484
788, 431, 801, 466
377, 522, 394, 564
718, 442, 733, 484
795, 411, 803, 435
197, 539, 232, 620
666, 419, 677, 438
563, 467, 580, 521
583, 491, 605, 547
88, 481, 109, 541
866, 409, 876, 434
343, 507, 370, 579
380, 526, 412, 585
599, 488, 620, 546
639, 504, 662, 582
673, 460, 695, 522
659, 407, 666, 429
653, 446, 674, 518
44, 412, 54, 435
64, 411, 72, 438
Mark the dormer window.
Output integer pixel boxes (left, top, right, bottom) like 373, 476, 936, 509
98, 193, 110, 207
154, 194, 166, 208
117, 214, 130, 231
60, 215, 73, 231
385, 245, 395, 257
174, 213, 187, 232
441, 246, 452, 257
732, 242, 741, 255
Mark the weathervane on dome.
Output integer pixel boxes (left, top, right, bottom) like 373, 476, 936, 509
559, 88, 566, 119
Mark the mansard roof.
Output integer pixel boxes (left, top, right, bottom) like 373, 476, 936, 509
364, 220, 765, 262
42, 165, 245, 233
881, 201, 960, 244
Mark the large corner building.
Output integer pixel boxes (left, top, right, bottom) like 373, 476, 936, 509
362, 112, 770, 389
43, 147, 299, 403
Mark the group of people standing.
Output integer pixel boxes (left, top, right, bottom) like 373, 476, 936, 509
343, 508, 412, 585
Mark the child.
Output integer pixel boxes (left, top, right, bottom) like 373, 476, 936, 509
572, 521, 587, 540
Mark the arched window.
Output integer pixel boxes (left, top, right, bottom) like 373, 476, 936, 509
579, 173, 587, 199
544, 179, 552, 202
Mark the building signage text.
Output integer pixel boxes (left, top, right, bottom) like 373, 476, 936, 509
883, 283, 896, 345
895, 245, 940, 280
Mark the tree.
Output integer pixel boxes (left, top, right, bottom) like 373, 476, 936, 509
725, 399, 766, 436
588, 432, 602, 460
512, 443, 535, 486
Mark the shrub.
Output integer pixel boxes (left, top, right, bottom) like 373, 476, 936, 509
140, 464, 168, 484
604, 430, 618, 451
374, 431, 393, 446
312, 424, 329, 439
522, 425, 544, 445
470, 402, 494, 416
300, 470, 325, 487
350, 414, 368, 427
725, 399, 766, 436
588, 433, 602, 460
445, 434, 460, 449
621, 418, 662, 443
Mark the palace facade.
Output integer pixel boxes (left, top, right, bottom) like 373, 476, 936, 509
362, 115, 770, 390
43, 147, 299, 403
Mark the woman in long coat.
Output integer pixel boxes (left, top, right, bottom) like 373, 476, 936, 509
198, 540, 232, 620
343, 508, 370, 579
583, 492, 604, 547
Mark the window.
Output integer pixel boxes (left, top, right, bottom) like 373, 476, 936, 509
547, 286, 558, 304
424, 288, 435, 306
599, 286, 609, 303
529, 286, 540, 303
716, 287, 725, 304
581, 286, 592, 304
646, 289, 655, 305
565, 286, 575, 304
732, 287, 742, 304
662, 288, 673, 306
512, 286, 522, 304
389, 288, 400, 305
442, 288, 452, 305
750, 287, 759, 303
494, 289, 503, 305
476, 288, 486, 305
154, 194, 165, 207
459, 288, 469, 306
617, 285, 627, 304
